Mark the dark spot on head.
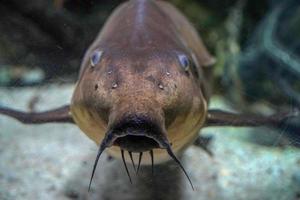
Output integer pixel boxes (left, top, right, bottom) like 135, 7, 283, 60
94, 84, 99, 90
145, 75, 157, 84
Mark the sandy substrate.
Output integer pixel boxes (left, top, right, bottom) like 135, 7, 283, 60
0, 84, 299, 200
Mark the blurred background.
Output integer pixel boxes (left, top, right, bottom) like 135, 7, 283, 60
0, 0, 300, 199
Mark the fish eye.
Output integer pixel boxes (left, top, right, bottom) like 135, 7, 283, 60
90, 50, 103, 67
178, 54, 190, 71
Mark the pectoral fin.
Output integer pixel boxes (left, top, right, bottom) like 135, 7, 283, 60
194, 135, 214, 157
204, 109, 299, 128
0, 105, 74, 124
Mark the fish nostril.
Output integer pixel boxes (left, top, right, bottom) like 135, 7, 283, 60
112, 82, 118, 89
158, 83, 164, 90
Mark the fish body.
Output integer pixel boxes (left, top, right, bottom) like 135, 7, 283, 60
0, 0, 296, 190
71, 0, 215, 164
1, 0, 294, 168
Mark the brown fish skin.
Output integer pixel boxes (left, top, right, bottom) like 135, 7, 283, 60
0, 0, 297, 166
71, 0, 213, 164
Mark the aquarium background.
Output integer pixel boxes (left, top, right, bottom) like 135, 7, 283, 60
0, 0, 299, 199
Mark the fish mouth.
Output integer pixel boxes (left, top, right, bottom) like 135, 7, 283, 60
113, 135, 160, 152
88, 114, 194, 191
108, 114, 166, 152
